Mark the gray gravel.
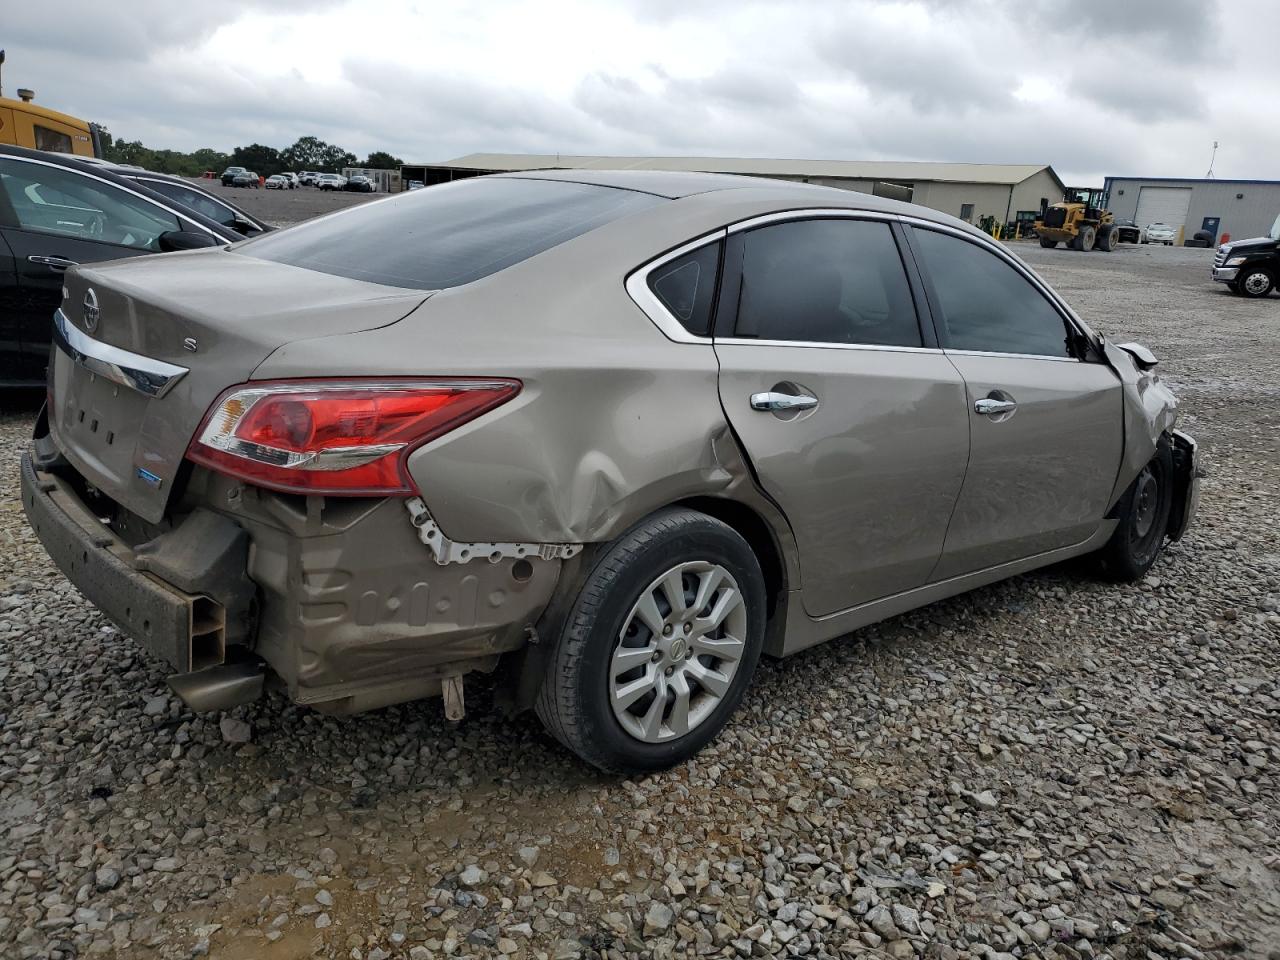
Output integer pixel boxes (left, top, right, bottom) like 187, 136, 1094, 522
2, 240, 1278, 960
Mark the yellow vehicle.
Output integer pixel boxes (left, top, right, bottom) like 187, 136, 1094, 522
1034, 187, 1120, 252
0, 90, 101, 157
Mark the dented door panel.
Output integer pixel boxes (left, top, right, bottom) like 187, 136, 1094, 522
932, 354, 1123, 579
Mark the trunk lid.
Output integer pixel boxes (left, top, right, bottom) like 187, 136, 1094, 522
50, 249, 428, 523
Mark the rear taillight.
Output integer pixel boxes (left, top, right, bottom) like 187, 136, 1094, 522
186, 378, 520, 495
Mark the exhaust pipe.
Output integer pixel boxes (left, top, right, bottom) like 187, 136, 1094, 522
168, 655, 265, 712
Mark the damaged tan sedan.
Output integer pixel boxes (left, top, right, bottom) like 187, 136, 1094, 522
22, 171, 1200, 771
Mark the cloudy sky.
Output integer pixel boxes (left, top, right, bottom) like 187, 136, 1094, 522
5, 0, 1274, 183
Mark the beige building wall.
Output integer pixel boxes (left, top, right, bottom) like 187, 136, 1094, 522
911, 181, 1014, 225
1010, 170, 1062, 220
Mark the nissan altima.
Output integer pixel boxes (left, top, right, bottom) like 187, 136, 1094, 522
22, 171, 1200, 771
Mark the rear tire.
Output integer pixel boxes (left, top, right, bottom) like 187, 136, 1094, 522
1096, 225, 1118, 252
1039, 237, 1058, 248
1073, 226, 1095, 251
1091, 436, 1174, 582
1238, 266, 1275, 298
535, 509, 766, 772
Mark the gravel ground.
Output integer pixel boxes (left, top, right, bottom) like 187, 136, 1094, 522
2, 241, 1278, 960
198, 178, 384, 227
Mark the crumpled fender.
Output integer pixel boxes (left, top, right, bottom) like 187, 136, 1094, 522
1103, 340, 1180, 509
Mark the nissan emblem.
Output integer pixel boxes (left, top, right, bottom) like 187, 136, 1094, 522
83, 288, 100, 334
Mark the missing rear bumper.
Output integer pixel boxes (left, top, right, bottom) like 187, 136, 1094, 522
21, 454, 230, 673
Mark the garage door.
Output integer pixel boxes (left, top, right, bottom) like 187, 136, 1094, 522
1135, 186, 1192, 230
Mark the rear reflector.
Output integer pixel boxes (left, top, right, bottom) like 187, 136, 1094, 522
186, 378, 520, 495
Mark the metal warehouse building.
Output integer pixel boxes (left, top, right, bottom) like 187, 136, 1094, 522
1103, 176, 1280, 245
402, 153, 1066, 228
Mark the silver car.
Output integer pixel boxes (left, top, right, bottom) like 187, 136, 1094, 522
22, 171, 1200, 771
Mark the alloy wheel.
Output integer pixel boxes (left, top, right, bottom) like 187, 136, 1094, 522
609, 561, 748, 743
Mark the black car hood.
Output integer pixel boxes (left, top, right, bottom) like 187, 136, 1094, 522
1224, 235, 1278, 255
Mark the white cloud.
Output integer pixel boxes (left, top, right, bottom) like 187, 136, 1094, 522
3, 0, 1272, 183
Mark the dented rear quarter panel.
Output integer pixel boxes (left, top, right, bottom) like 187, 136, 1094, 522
251, 187, 835, 549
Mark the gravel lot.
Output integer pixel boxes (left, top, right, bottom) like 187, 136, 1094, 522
2, 239, 1277, 960
202, 178, 384, 227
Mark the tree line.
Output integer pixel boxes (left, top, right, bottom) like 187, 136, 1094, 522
99, 131, 404, 177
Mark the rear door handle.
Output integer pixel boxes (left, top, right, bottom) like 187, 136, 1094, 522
750, 391, 819, 412
29, 255, 78, 272
974, 397, 1017, 416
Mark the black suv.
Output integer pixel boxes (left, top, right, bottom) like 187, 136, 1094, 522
1213, 213, 1279, 298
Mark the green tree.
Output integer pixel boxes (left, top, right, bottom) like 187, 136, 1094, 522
363, 150, 403, 170
191, 147, 231, 173
317, 143, 357, 173
230, 143, 283, 177
280, 136, 355, 172
106, 139, 157, 168
279, 135, 329, 170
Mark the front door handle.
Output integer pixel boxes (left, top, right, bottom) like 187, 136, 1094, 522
751, 391, 819, 412
974, 397, 1017, 416
29, 255, 78, 272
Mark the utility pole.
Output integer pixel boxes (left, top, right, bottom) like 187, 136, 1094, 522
1205, 140, 1218, 179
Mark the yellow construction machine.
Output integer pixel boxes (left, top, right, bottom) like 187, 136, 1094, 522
1034, 187, 1120, 251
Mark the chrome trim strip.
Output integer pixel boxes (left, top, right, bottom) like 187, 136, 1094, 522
2, 155, 223, 239
944, 348, 1078, 363
726, 208, 898, 233
624, 229, 726, 344
52, 309, 189, 398
716, 337, 943, 355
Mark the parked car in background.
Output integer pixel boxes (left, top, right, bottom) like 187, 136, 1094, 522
407, 180, 425, 191
345, 175, 376, 193
231, 170, 261, 189
265, 174, 291, 190
0, 145, 240, 385
316, 173, 347, 191
1212, 212, 1279, 298
1145, 222, 1176, 245
107, 166, 269, 237
20, 171, 1200, 771
281, 172, 300, 188
220, 165, 248, 186
298, 171, 321, 186
1114, 218, 1144, 244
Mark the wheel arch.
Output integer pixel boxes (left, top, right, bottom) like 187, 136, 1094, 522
495, 492, 795, 713
672, 494, 791, 655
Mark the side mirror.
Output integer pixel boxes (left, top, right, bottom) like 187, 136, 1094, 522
1116, 342, 1159, 370
158, 230, 221, 252
232, 216, 257, 235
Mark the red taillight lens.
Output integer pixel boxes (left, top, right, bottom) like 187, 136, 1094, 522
186, 378, 520, 495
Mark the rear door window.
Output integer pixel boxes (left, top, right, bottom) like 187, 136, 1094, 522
733, 218, 923, 347
140, 178, 241, 228
911, 227, 1073, 358
0, 158, 181, 251
243, 177, 664, 290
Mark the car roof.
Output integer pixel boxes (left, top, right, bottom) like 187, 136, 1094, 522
492, 168, 979, 232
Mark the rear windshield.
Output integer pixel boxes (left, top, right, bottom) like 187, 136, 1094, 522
243, 177, 665, 290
